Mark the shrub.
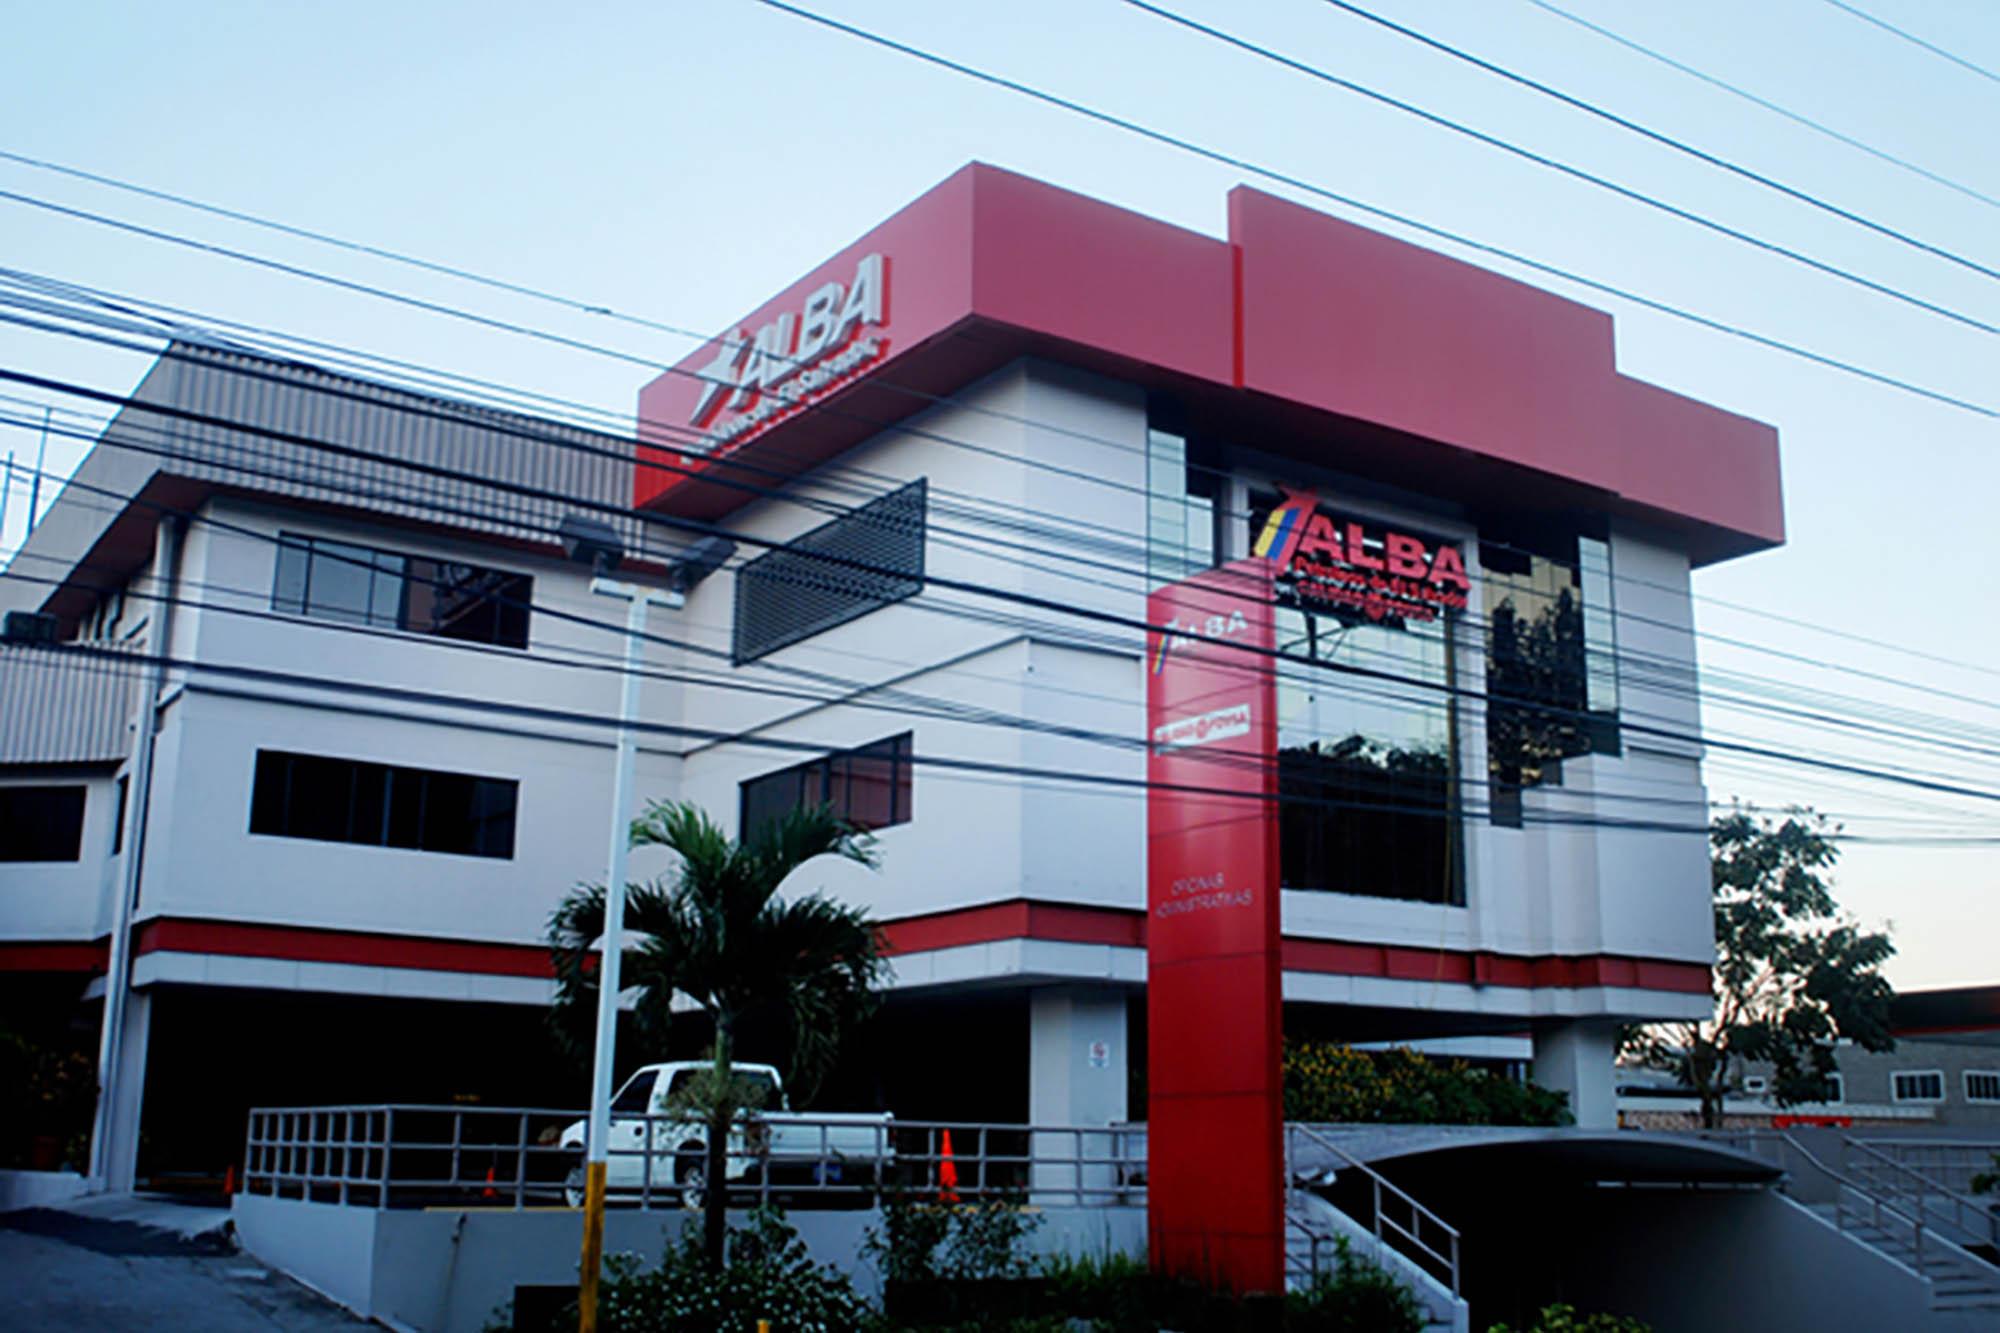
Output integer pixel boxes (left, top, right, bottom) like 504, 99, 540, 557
1284, 1041, 1569, 1126
593, 1207, 873, 1333
1488, 1303, 1652, 1333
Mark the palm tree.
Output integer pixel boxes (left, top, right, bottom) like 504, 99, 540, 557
547, 799, 886, 1268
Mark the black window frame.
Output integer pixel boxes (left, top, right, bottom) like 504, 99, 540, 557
738, 733, 914, 841
248, 749, 519, 860
273, 531, 533, 650
0, 784, 88, 863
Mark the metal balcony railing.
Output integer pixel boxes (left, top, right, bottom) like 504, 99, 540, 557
1283, 1123, 1461, 1300
241, 1105, 1147, 1212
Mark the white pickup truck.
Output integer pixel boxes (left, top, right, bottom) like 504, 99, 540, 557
558, 1061, 893, 1207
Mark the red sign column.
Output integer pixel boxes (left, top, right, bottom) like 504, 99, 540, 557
1145, 558, 1284, 1294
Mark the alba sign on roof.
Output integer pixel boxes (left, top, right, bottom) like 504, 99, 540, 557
687, 253, 889, 448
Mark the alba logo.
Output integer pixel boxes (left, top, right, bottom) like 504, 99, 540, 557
689, 252, 889, 445
1150, 608, 1249, 675
1253, 488, 1470, 591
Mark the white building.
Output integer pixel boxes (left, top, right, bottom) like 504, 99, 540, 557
0, 165, 1782, 1188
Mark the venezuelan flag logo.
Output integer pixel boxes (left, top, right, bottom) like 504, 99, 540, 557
1251, 490, 1316, 566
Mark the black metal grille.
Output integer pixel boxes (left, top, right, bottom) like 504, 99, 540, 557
732, 479, 927, 665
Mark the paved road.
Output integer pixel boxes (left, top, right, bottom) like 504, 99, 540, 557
0, 1206, 368, 1331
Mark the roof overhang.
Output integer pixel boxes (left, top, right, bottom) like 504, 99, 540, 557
637, 164, 1783, 566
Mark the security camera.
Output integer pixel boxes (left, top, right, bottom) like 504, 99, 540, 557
671, 535, 736, 593
558, 514, 624, 575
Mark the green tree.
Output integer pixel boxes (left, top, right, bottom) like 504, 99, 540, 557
1623, 807, 1895, 1128
547, 801, 886, 1268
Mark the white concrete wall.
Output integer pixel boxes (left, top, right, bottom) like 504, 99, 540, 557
0, 770, 122, 942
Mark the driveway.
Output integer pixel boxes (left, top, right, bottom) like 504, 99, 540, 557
0, 1200, 368, 1331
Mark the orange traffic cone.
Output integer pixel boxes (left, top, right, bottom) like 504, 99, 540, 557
937, 1130, 960, 1204
482, 1165, 498, 1200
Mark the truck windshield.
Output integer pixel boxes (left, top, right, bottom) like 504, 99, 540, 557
611, 1070, 658, 1113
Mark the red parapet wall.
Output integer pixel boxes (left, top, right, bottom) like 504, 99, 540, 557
635, 164, 1782, 558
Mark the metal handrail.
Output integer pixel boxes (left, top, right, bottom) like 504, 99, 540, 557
241, 1104, 1147, 1211
1706, 1129, 1998, 1298
1284, 1123, 1461, 1299
1840, 1135, 1999, 1247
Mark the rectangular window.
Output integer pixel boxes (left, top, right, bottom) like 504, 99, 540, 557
1965, 1071, 2000, 1104
111, 775, 129, 854
1144, 414, 1217, 589
0, 785, 87, 862
249, 750, 517, 859
739, 734, 913, 840
1253, 492, 1464, 907
1482, 531, 1620, 815
732, 480, 926, 665
1824, 1072, 1844, 1104
1742, 1075, 1769, 1095
1891, 1070, 1945, 1103
273, 532, 531, 649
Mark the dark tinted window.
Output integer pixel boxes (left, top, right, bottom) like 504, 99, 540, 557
0, 785, 86, 862
1483, 533, 1619, 819
274, 533, 531, 649
739, 734, 913, 841
249, 750, 517, 859
612, 1070, 658, 1113
733, 480, 925, 664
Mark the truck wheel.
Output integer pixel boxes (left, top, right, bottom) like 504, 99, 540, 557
676, 1148, 707, 1212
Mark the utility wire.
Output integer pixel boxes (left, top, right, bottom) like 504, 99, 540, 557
1525, 0, 2000, 214
1820, 0, 2000, 88
7, 164, 2000, 693
9, 360, 2000, 812
13, 299, 2000, 768
1137, 0, 2000, 301
751, 1, 1998, 419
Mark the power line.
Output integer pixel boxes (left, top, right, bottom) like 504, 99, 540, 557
7, 166, 2000, 696
1820, 0, 2000, 88
750, 1, 1999, 419
1312, 0, 2000, 282
1132, 0, 2000, 308
13, 296, 2000, 775
1524, 0, 2000, 214
8, 359, 1999, 812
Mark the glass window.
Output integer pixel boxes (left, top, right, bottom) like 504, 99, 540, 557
1891, 1070, 1945, 1103
739, 734, 913, 840
1144, 420, 1217, 590
1964, 1071, 2000, 1104
612, 1070, 658, 1113
0, 786, 87, 862
1482, 532, 1620, 812
249, 750, 518, 859
272, 532, 531, 648
1253, 492, 1464, 905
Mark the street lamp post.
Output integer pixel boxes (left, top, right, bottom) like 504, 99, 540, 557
576, 572, 677, 1333
558, 517, 732, 1333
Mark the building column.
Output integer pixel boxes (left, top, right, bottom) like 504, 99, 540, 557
1028, 986, 1128, 1201
1532, 1018, 1620, 1130
96, 988, 153, 1192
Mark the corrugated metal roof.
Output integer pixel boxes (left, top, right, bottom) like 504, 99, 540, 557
3, 340, 683, 627
0, 641, 135, 765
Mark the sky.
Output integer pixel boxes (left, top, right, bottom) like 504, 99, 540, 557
1, 0, 1995, 988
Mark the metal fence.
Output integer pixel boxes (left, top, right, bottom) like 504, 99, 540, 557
243, 1105, 1146, 1211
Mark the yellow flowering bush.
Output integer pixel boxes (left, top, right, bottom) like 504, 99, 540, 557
1282, 1041, 1569, 1126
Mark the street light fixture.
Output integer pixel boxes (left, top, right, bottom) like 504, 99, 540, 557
565, 517, 732, 1333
